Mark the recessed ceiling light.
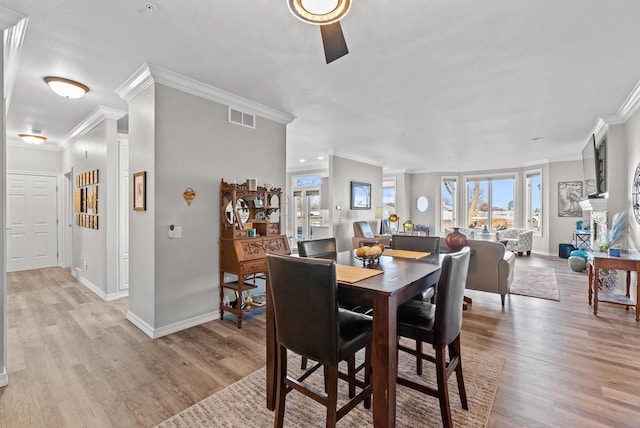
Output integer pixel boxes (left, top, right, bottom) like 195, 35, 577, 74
299, 159, 306, 163
44, 76, 89, 99
18, 133, 47, 145
288, 0, 351, 25
317, 155, 325, 160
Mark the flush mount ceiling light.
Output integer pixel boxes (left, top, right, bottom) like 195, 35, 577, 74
287, 0, 352, 64
288, 0, 351, 25
44, 76, 89, 99
18, 133, 47, 145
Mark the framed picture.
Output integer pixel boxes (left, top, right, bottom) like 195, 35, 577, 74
92, 186, 98, 213
133, 171, 147, 211
558, 181, 583, 217
350, 181, 371, 210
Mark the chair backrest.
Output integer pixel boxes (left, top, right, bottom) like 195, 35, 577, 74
353, 221, 375, 238
267, 254, 340, 365
382, 219, 397, 235
434, 247, 471, 348
297, 237, 337, 259
390, 235, 440, 255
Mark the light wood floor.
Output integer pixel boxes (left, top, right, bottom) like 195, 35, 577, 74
1, 255, 639, 427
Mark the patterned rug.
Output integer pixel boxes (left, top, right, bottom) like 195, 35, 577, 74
510, 267, 560, 301
157, 343, 503, 428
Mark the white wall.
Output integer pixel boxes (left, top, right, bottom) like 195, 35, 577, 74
127, 82, 287, 334
625, 111, 640, 252
61, 119, 118, 298
7, 145, 61, 173
329, 156, 383, 251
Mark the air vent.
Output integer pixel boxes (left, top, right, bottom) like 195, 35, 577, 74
228, 107, 255, 129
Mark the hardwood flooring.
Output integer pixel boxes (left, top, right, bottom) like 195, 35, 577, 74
1, 255, 639, 427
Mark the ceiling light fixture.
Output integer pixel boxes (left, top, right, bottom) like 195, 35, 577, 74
44, 76, 89, 99
18, 133, 47, 145
288, 0, 351, 25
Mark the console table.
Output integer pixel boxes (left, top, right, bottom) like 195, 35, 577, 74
587, 252, 640, 322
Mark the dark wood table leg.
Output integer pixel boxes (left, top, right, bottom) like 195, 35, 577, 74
636, 269, 640, 322
593, 260, 599, 316
372, 295, 397, 428
588, 262, 593, 305
265, 277, 276, 410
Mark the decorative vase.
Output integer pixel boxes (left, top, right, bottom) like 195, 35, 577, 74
445, 227, 468, 252
598, 268, 618, 294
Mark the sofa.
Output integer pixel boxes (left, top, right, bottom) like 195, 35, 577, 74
495, 228, 533, 256
441, 240, 515, 305
351, 220, 392, 249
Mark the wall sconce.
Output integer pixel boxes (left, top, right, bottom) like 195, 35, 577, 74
183, 187, 196, 206
44, 76, 89, 99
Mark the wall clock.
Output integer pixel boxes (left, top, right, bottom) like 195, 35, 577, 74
633, 162, 640, 225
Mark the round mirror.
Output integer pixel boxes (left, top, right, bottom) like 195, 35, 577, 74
270, 194, 279, 208
416, 195, 430, 213
236, 199, 250, 224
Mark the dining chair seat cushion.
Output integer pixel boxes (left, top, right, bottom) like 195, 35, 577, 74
397, 299, 436, 342
338, 308, 373, 358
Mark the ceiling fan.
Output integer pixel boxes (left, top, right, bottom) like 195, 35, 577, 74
288, 0, 351, 64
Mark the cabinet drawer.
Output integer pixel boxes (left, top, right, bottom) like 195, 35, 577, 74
240, 260, 268, 275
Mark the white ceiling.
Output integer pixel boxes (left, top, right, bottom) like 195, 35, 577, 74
4, 1, 640, 172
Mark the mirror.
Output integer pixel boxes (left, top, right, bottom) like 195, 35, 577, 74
270, 194, 279, 208
225, 202, 233, 223
416, 195, 430, 213
236, 199, 250, 224
270, 209, 280, 223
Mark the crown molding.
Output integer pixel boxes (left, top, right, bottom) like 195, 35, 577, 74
0, 5, 25, 30
615, 79, 640, 122
4, 17, 28, 113
116, 63, 296, 125
58, 106, 127, 150
331, 151, 385, 168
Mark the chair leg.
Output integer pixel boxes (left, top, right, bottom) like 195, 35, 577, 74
450, 336, 468, 409
301, 356, 308, 370
416, 340, 423, 375
364, 346, 372, 409
501, 294, 506, 306
325, 365, 339, 428
347, 354, 356, 398
435, 346, 453, 428
275, 345, 288, 428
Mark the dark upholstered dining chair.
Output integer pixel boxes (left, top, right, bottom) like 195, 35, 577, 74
297, 237, 337, 259
267, 254, 373, 428
396, 247, 471, 428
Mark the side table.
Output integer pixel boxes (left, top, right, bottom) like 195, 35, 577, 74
573, 230, 591, 250
587, 252, 640, 321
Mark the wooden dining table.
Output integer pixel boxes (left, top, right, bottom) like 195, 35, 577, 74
265, 249, 442, 428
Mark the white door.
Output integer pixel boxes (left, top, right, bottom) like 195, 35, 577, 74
7, 174, 58, 272
118, 139, 129, 291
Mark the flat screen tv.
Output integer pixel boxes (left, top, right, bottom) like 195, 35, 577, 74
582, 134, 598, 197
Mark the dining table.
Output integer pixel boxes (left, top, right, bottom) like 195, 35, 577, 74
265, 249, 442, 428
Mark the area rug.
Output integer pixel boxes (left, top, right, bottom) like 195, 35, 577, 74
509, 267, 560, 301
157, 343, 503, 428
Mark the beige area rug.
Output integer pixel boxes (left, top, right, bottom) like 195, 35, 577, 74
509, 267, 560, 301
157, 343, 503, 428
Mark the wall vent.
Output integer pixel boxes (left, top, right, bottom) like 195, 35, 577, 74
228, 107, 255, 129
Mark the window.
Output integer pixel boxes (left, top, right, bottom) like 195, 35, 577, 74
381, 178, 396, 233
466, 175, 515, 230
294, 175, 323, 187
525, 170, 542, 234
441, 177, 457, 231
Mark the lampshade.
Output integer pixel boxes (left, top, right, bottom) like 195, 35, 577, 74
44, 76, 89, 99
287, 0, 351, 25
18, 133, 47, 145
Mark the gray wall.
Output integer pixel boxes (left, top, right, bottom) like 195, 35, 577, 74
329, 156, 383, 251
625, 109, 640, 252
128, 83, 287, 333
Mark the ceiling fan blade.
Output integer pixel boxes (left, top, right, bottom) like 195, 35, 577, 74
320, 21, 349, 64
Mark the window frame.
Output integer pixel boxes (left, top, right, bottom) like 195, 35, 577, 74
524, 168, 543, 236
440, 176, 458, 233
463, 172, 517, 231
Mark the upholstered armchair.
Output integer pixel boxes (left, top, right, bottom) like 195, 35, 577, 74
444, 227, 476, 240
495, 228, 533, 256
464, 240, 515, 305
352, 221, 391, 249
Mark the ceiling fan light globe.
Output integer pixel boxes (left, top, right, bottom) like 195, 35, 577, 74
301, 0, 338, 15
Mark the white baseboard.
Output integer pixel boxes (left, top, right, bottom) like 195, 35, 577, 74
0, 369, 8, 387
73, 272, 128, 301
126, 309, 220, 339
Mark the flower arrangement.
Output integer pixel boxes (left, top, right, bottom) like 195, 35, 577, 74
599, 212, 627, 254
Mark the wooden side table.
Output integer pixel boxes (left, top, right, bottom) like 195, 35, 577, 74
588, 252, 640, 321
